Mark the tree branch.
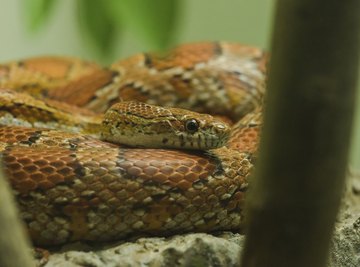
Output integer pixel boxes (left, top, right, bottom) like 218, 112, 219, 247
0, 167, 35, 267
241, 1, 360, 266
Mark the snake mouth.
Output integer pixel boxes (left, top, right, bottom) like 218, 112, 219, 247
174, 130, 230, 150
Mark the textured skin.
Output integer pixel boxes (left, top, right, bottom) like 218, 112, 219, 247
0, 42, 265, 246
102, 101, 231, 150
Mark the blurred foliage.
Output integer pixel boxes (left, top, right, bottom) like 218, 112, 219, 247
77, 0, 118, 57
23, 0, 180, 57
106, 0, 179, 51
24, 0, 57, 31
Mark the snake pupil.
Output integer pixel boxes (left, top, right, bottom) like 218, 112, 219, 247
185, 119, 199, 133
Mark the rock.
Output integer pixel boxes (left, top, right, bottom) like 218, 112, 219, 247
39, 233, 244, 267
329, 170, 360, 267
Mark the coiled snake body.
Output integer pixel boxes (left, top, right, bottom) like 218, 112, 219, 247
0, 42, 265, 246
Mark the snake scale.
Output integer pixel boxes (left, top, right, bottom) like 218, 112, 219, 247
0, 42, 265, 246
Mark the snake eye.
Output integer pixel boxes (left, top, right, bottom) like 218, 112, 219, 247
185, 119, 199, 133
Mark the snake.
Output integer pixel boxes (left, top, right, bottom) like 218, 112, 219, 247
0, 42, 265, 246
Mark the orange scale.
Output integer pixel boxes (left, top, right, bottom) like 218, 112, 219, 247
176, 166, 190, 173
149, 160, 164, 168
168, 172, 183, 183
58, 156, 75, 162
12, 170, 29, 180
191, 165, 203, 173
33, 159, 49, 167
50, 161, 65, 168
17, 157, 32, 165
3, 155, 16, 163
152, 173, 168, 183
15, 134, 27, 141
151, 151, 166, 159
127, 166, 142, 177
63, 174, 77, 183
48, 174, 64, 184
83, 161, 99, 168
117, 161, 132, 169
3, 132, 14, 138
197, 158, 209, 166
198, 171, 210, 180
153, 155, 169, 162
176, 180, 191, 190
57, 167, 72, 176
183, 160, 196, 167
133, 161, 149, 169
14, 129, 29, 135
7, 162, 22, 171
184, 172, 198, 182
23, 165, 38, 173
17, 179, 37, 193
100, 161, 116, 168
40, 166, 56, 174
143, 166, 158, 176
30, 172, 45, 182
37, 180, 55, 189
160, 166, 173, 175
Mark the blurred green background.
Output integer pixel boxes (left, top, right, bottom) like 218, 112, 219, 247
0, 0, 359, 170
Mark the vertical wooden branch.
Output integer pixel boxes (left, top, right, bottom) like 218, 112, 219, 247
241, 1, 360, 267
0, 168, 35, 267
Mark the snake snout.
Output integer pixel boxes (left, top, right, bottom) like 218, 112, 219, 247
209, 121, 231, 147
213, 122, 231, 135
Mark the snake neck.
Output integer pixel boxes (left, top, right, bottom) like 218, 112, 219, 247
0, 89, 104, 137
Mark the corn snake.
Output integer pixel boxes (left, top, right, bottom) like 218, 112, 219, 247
0, 42, 265, 246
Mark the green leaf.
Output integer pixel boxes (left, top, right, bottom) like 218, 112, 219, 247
23, 0, 57, 31
77, 0, 120, 58
107, 0, 180, 51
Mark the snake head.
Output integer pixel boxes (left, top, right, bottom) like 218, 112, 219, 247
101, 101, 231, 150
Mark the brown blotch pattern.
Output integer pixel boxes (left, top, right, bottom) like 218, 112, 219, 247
145, 42, 222, 70
48, 69, 117, 108
0, 42, 265, 245
118, 149, 216, 190
3, 146, 83, 194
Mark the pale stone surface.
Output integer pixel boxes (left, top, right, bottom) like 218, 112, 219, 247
42, 233, 243, 267
39, 172, 360, 267
330, 171, 360, 267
